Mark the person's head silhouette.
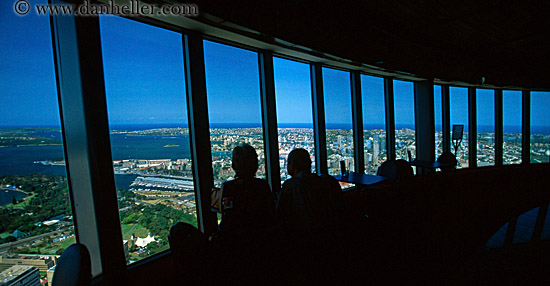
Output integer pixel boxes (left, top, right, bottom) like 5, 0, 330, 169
437, 151, 458, 172
287, 148, 312, 177
231, 143, 259, 178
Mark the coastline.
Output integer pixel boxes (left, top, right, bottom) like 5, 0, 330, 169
0, 143, 63, 148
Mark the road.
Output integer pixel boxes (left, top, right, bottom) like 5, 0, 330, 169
0, 230, 61, 255
134, 199, 154, 206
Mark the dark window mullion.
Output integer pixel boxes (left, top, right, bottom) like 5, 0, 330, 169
522, 90, 531, 164
311, 63, 328, 174
414, 80, 435, 162
182, 32, 217, 234
258, 51, 281, 192
495, 89, 503, 166
384, 77, 396, 160
442, 85, 451, 154
50, 7, 126, 281
468, 87, 477, 167
351, 72, 364, 173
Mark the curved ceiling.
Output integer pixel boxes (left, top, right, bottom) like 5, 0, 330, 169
193, 0, 550, 89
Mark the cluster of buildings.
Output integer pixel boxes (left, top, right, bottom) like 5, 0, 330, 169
0, 265, 41, 286
278, 128, 316, 179
435, 131, 534, 167
395, 128, 417, 161
110, 128, 189, 136
113, 128, 545, 191
122, 234, 157, 264
166, 194, 197, 214
530, 134, 550, 163
130, 176, 194, 192
113, 158, 193, 175
112, 127, 547, 188
209, 127, 392, 181
210, 128, 266, 186
363, 130, 388, 174
0, 254, 57, 286
326, 130, 355, 176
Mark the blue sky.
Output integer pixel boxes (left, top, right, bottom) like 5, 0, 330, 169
477, 89, 495, 126
203, 41, 262, 124
450, 87, 469, 127
503, 90, 522, 131
1, 0, 549, 131
434, 85, 442, 130
0, 0, 60, 126
323, 68, 352, 127
274, 58, 313, 124
362, 75, 386, 125
100, 15, 188, 125
532, 92, 550, 127
393, 80, 415, 126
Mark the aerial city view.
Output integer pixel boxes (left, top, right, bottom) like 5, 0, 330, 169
2, 124, 546, 276
1, 4, 549, 284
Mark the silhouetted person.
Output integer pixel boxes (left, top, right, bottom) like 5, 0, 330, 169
276, 148, 343, 284
216, 143, 275, 284
377, 159, 414, 184
219, 143, 274, 234
437, 151, 458, 172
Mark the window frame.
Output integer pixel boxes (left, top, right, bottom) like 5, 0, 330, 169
48, 4, 550, 281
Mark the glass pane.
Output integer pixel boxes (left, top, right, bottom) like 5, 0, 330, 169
0, 2, 73, 282
476, 89, 495, 166
393, 80, 415, 161
530, 91, 550, 163
274, 58, 314, 182
323, 68, 354, 181
450, 87, 469, 168
503, 91, 522, 165
485, 222, 508, 248
542, 203, 550, 240
101, 16, 197, 264
513, 208, 538, 244
203, 41, 264, 187
361, 75, 387, 174
434, 85, 443, 158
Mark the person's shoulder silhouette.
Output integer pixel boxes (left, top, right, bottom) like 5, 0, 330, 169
277, 148, 342, 238
219, 144, 274, 233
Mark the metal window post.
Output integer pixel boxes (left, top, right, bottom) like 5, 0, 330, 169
468, 88, 477, 167
414, 80, 435, 162
522, 91, 531, 164
351, 72, 364, 173
384, 77, 396, 160
258, 52, 281, 192
50, 6, 127, 282
495, 89, 503, 166
311, 64, 328, 174
442, 85, 451, 154
182, 32, 217, 234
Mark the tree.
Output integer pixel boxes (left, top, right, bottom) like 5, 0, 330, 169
122, 213, 138, 224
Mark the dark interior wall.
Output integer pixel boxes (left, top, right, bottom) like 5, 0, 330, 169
355, 163, 550, 283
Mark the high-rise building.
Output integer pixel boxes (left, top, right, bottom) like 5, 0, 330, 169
0, 255, 55, 273
373, 139, 380, 162
337, 135, 343, 149
0, 265, 40, 286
